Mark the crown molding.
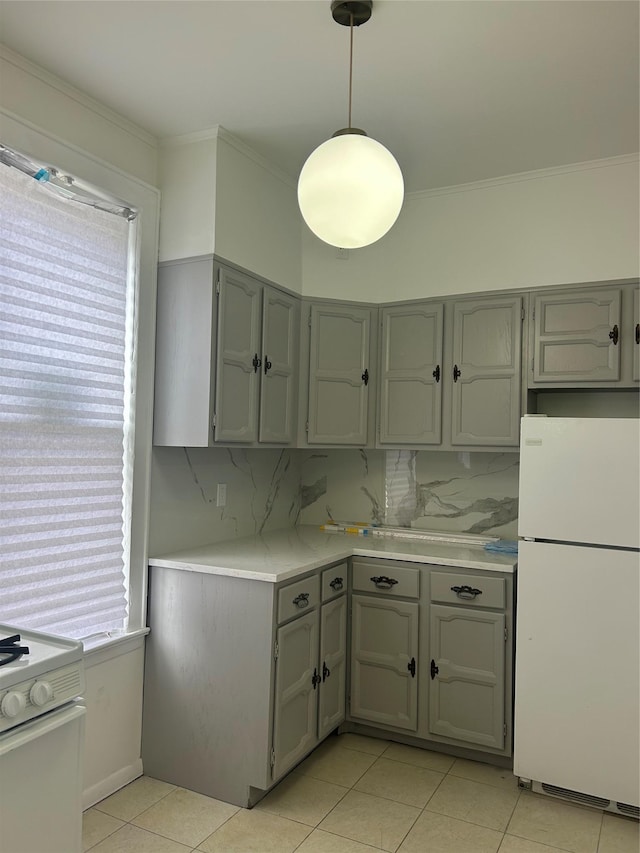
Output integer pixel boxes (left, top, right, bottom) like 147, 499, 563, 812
160, 125, 295, 189
0, 45, 158, 149
406, 153, 640, 202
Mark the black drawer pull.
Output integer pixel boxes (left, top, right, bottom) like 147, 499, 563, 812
451, 584, 482, 600
407, 657, 416, 678
293, 592, 310, 608
371, 575, 398, 590
329, 577, 344, 591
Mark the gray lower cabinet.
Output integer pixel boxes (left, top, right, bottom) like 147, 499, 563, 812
350, 594, 419, 731
142, 560, 346, 808
428, 604, 505, 750
304, 302, 374, 445
346, 558, 514, 758
349, 560, 421, 731
272, 589, 347, 779
153, 258, 298, 447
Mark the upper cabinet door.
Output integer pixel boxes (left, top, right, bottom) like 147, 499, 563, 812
259, 287, 298, 444
379, 304, 444, 445
532, 288, 621, 383
307, 304, 371, 445
214, 267, 262, 443
450, 296, 522, 446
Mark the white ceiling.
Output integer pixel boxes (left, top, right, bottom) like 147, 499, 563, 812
0, 0, 638, 193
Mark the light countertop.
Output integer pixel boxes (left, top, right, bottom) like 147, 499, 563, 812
149, 526, 517, 584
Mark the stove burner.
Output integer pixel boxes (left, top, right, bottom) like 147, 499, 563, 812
0, 634, 30, 666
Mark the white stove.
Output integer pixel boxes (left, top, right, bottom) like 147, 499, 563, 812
0, 624, 85, 733
0, 625, 86, 853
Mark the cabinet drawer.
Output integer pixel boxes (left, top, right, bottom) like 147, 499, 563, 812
322, 563, 347, 601
277, 575, 320, 623
431, 572, 505, 609
352, 561, 419, 598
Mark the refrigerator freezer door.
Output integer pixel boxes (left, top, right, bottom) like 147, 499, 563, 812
514, 540, 639, 807
518, 417, 640, 548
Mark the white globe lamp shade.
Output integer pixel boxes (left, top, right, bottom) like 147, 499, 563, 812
298, 132, 404, 249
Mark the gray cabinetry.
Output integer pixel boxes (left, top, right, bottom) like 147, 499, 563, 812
346, 558, 514, 759
143, 559, 347, 808
305, 303, 374, 446
378, 295, 522, 449
153, 257, 298, 447
449, 296, 522, 446
350, 559, 420, 732
379, 303, 444, 445
428, 605, 505, 750
531, 287, 621, 384
634, 289, 640, 383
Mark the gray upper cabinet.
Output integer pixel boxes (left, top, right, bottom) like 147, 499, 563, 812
449, 296, 523, 447
379, 303, 444, 445
259, 287, 299, 443
530, 287, 621, 384
153, 258, 298, 447
306, 303, 373, 445
215, 266, 262, 442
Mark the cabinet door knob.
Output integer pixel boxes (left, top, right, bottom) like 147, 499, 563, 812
407, 657, 416, 678
293, 592, 310, 608
362, 368, 369, 386
252, 353, 262, 372
451, 584, 482, 600
264, 356, 272, 374
312, 668, 321, 689
635, 323, 639, 345
453, 364, 461, 382
430, 659, 439, 680
432, 365, 440, 382
370, 575, 398, 590
322, 661, 331, 682
329, 577, 344, 591
609, 325, 619, 345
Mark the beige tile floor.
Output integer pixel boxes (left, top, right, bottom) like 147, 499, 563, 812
83, 733, 639, 853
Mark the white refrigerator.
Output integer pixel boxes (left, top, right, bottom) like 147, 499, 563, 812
514, 416, 640, 816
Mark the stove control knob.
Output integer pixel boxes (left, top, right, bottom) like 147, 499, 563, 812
30, 680, 54, 707
1, 690, 26, 718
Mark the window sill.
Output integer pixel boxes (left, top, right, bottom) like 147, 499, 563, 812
83, 627, 149, 668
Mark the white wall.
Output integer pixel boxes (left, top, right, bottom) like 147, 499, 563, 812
0, 48, 159, 806
158, 128, 302, 292
301, 155, 640, 302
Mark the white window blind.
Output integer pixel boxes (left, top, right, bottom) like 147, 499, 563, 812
0, 162, 134, 640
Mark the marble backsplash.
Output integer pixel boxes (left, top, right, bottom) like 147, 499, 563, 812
149, 446, 519, 554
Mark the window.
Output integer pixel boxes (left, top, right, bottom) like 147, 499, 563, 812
0, 158, 137, 640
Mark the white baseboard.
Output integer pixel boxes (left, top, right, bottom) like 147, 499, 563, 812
83, 759, 144, 810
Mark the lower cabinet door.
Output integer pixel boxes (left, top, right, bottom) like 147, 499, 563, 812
318, 595, 347, 741
429, 604, 505, 750
272, 612, 319, 780
350, 595, 419, 731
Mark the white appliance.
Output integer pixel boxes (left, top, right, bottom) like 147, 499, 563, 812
514, 416, 640, 817
0, 624, 86, 853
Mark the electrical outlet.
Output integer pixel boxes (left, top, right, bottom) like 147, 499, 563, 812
216, 483, 227, 507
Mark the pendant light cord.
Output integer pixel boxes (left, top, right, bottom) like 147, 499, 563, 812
348, 11, 354, 129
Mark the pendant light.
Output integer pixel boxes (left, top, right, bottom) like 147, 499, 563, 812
297, 0, 404, 249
